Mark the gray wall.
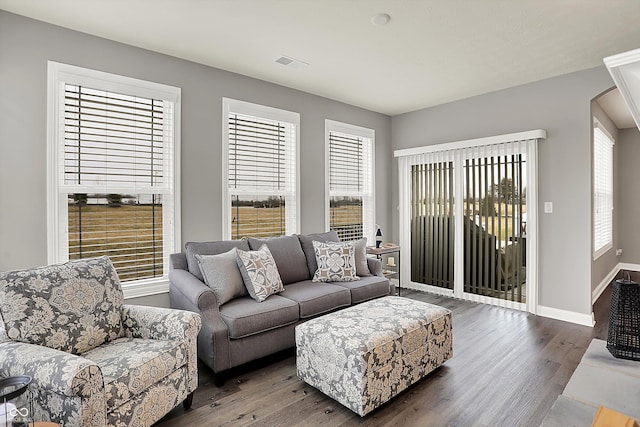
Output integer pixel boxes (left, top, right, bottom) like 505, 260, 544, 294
0, 11, 393, 292
618, 127, 640, 264
591, 99, 620, 294
392, 67, 615, 316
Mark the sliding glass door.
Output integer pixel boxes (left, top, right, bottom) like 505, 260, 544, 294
410, 160, 455, 290
463, 154, 526, 303
397, 131, 542, 312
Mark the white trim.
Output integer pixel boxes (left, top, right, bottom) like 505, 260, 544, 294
592, 262, 640, 303
221, 98, 300, 240
46, 61, 181, 289
537, 305, 595, 327
593, 264, 620, 304
604, 48, 640, 131
122, 278, 169, 299
394, 129, 547, 158
403, 281, 455, 298
324, 120, 375, 242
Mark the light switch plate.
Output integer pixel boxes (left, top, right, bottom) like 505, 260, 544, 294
544, 202, 553, 213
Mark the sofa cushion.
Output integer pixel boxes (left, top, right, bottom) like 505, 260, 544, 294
185, 239, 250, 281
297, 231, 340, 277
83, 336, 187, 408
333, 275, 391, 303
196, 249, 247, 306
220, 295, 299, 339
248, 236, 310, 284
236, 244, 285, 302
0, 256, 124, 355
279, 281, 351, 319
312, 241, 359, 283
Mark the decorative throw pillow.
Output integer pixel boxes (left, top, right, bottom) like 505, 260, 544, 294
236, 244, 284, 302
196, 249, 247, 306
312, 241, 360, 282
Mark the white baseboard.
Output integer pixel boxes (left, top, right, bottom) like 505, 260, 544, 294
537, 305, 595, 327
592, 262, 640, 304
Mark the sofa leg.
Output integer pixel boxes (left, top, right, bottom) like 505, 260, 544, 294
183, 392, 194, 410
213, 372, 225, 387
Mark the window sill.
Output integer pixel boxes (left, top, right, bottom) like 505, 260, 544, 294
121, 277, 169, 299
593, 244, 613, 261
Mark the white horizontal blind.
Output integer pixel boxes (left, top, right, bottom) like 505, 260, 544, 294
62, 84, 174, 282
226, 106, 298, 239
327, 124, 374, 243
593, 125, 614, 258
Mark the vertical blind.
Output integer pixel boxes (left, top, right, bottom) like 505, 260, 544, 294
63, 84, 174, 281
593, 125, 614, 257
401, 138, 531, 305
328, 130, 374, 242
410, 157, 455, 289
228, 112, 297, 239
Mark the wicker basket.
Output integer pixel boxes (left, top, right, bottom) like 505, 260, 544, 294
606, 278, 640, 361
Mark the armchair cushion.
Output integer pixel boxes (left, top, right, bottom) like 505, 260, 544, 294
0, 256, 123, 355
83, 337, 187, 408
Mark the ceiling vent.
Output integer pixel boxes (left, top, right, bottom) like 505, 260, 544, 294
275, 55, 308, 69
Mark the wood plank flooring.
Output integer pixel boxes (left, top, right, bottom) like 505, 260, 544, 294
157, 287, 612, 427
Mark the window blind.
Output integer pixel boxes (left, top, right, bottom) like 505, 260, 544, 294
63, 84, 174, 281
227, 111, 297, 239
593, 125, 614, 257
328, 129, 374, 242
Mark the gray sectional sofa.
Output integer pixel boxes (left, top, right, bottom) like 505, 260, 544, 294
169, 231, 394, 383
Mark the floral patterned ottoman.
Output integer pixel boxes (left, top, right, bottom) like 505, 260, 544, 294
295, 296, 452, 416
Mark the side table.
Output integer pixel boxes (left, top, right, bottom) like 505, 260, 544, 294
367, 244, 401, 296
607, 278, 640, 360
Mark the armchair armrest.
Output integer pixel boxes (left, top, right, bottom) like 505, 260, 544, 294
121, 305, 201, 342
0, 341, 103, 398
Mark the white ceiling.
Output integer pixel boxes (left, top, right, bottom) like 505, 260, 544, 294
2, 0, 640, 116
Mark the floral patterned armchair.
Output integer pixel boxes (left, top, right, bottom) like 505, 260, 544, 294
0, 256, 201, 427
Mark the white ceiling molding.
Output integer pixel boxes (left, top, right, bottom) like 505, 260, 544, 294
605, 48, 640, 132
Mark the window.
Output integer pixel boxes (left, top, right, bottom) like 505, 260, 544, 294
223, 99, 299, 239
593, 121, 614, 259
47, 62, 180, 296
325, 120, 374, 242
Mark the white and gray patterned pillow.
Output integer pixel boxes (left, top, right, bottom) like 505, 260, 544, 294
236, 244, 284, 302
312, 241, 360, 283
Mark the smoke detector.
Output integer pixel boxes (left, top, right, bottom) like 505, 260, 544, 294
371, 13, 391, 26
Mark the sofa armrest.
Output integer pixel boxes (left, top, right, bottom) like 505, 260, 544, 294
169, 267, 231, 373
0, 341, 103, 398
121, 305, 201, 342
367, 257, 383, 276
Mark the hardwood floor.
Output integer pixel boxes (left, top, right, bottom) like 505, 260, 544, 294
157, 287, 612, 427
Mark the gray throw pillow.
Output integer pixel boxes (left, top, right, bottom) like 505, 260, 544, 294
350, 237, 371, 277
196, 249, 247, 306
247, 235, 310, 284
185, 239, 250, 281
236, 244, 284, 302
312, 241, 360, 283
